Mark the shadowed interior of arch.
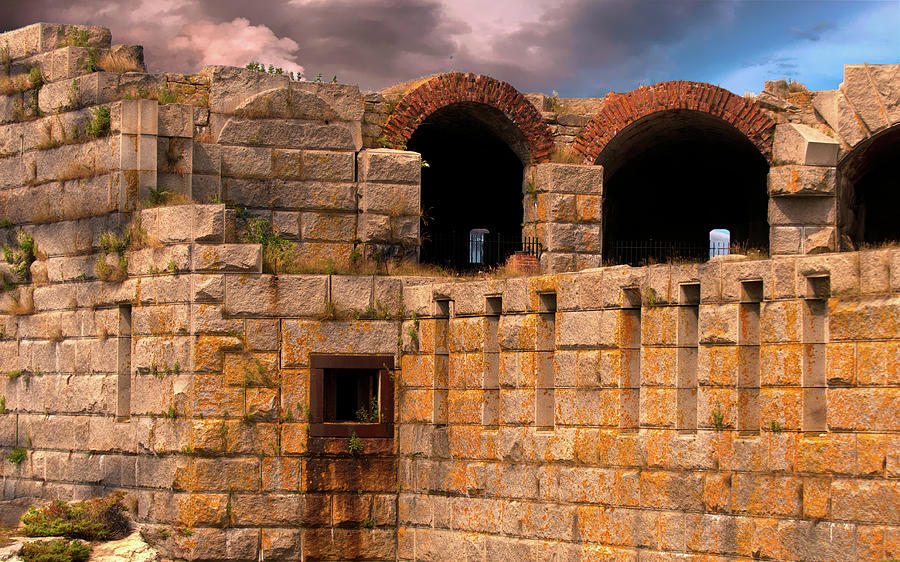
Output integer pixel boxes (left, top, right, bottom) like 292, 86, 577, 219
598, 109, 769, 265
407, 102, 526, 268
840, 125, 900, 246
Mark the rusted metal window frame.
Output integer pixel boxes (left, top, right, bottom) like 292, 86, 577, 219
309, 354, 394, 438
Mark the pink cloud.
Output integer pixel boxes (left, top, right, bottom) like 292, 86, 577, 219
169, 17, 304, 76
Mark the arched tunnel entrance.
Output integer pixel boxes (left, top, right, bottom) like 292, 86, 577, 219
407, 102, 527, 269
598, 110, 769, 265
840, 125, 900, 246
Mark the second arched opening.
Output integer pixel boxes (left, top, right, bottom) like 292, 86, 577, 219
598, 109, 770, 265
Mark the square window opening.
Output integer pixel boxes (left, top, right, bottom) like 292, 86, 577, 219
310, 355, 394, 438
324, 368, 380, 423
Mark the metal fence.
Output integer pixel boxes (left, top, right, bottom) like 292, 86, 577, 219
609, 240, 730, 266
422, 231, 543, 270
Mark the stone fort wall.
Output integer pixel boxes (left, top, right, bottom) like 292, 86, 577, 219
0, 22, 896, 561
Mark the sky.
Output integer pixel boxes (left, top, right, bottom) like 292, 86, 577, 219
1, 0, 897, 97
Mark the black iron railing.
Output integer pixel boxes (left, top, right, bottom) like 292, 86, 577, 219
609, 240, 730, 266
422, 231, 543, 270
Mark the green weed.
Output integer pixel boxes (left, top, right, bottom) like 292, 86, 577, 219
243, 215, 295, 273
355, 395, 379, 423
4, 231, 38, 281
8, 447, 25, 464
20, 539, 90, 562
86, 105, 110, 138
22, 493, 129, 540
347, 431, 363, 456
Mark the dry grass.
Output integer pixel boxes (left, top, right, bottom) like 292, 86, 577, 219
194, 129, 215, 144
0, 74, 29, 95
96, 51, 144, 74
56, 161, 102, 182
35, 118, 88, 151
125, 215, 159, 250
786, 78, 808, 93
857, 239, 900, 250
0, 286, 34, 316
94, 256, 127, 282
281, 252, 487, 279
549, 146, 582, 164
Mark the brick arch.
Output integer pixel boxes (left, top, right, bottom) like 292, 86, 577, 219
573, 81, 776, 164
381, 73, 555, 163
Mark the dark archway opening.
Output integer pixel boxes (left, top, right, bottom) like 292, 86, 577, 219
840, 125, 900, 247
407, 102, 526, 269
599, 110, 769, 265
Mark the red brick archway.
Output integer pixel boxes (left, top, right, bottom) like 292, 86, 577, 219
381, 73, 554, 163
573, 81, 776, 164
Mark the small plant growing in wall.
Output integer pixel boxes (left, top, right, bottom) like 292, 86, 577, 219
157, 86, 179, 105
711, 406, 727, 431
321, 299, 338, 321
85, 105, 110, 138
355, 396, 379, 423
644, 287, 658, 307
0, 395, 6, 414
243, 215, 296, 273
769, 420, 783, 433
4, 231, 39, 282
8, 447, 26, 464
407, 312, 419, 350
28, 66, 44, 91
361, 517, 375, 529
94, 229, 128, 282
347, 431, 363, 456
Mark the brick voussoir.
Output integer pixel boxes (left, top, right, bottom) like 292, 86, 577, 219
383, 73, 554, 163
574, 79, 776, 164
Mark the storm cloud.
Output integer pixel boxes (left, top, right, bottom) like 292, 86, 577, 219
0, 0, 896, 96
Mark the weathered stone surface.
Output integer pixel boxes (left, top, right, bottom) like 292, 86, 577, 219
91, 530, 160, 561
157, 103, 192, 138
300, 211, 357, 242
191, 244, 262, 272
0, 23, 110, 59
768, 165, 836, 196
358, 182, 419, 215
223, 178, 357, 211
773, 123, 840, 166
294, 82, 365, 122
38, 72, 121, 114
282, 319, 398, 366
207, 65, 290, 114
841, 63, 900, 135
225, 274, 327, 317
768, 196, 835, 226
220, 145, 272, 178
217, 117, 359, 151
534, 162, 603, 194
358, 148, 421, 184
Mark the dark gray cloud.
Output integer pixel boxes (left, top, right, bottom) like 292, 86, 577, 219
788, 21, 835, 41
0, 0, 891, 97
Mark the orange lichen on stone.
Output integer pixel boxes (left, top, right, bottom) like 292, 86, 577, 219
826, 342, 857, 385
447, 389, 482, 425
760, 343, 803, 386
759, 388, 801, 430
448, 425, 481, 458
177, 493, 229, 528
857, 340, 900, 385
398, 389, 431, 423
640, 388, 676, 427
280, 423, 309, 454
195, 334, 244, 372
